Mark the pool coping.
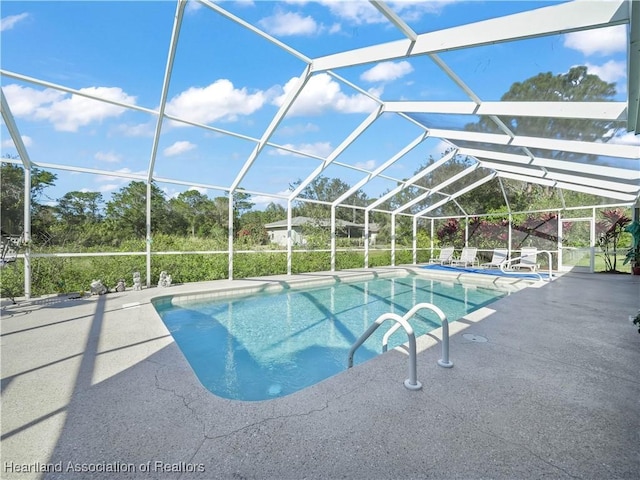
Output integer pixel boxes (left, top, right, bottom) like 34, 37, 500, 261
151, 264, 541, 307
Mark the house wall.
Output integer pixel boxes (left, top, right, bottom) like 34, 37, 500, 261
268, 228, 304, 247
267, 226, 377, 246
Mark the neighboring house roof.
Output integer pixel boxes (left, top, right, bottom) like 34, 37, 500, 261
265, 216, 380, 232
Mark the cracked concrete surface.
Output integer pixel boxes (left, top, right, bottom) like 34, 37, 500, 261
1, 268, 639, 479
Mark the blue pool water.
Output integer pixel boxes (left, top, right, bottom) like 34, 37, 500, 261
153, 275, 508, 401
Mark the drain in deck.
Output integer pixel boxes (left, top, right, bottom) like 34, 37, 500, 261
462, 333, 488, 342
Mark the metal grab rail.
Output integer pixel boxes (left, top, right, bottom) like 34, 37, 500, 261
347, 302, 453, 391
499, 250, 554, 282
382, 303, 453, 369
348, 312, 422, 390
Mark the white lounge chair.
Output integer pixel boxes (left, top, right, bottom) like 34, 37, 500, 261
0, 234, 20, 267
451, 247, 478, 267
481, 248, 508, 269
512, 247, 539, 271
428, 246, 455, 265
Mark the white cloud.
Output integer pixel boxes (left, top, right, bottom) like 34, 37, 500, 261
563, 25, 627, 56
432, 140, 451, 157
3, 84, 136, 132
185, 1, 203, 14
269, 141, 334, 157
275, 73, 380, 116
317, 1, 383, 25
1, 13, 29, 32
188, 186, 208, 194
258, 10, 320, 36
98, 184, 120, 193
277, 122, 320, 136
355, 160, 376, 170
163, 140, 196, 157
162, 186, 181, 199
585, 60, 626, 84
114, 122, 154, 137
1, 135, 32, 148
361, 61, 413, 83
388, 1, 458, 21
165, 79, 266, 124
316, 0, 455, 26
251, 189, 291, 209
95, 151, 121, 163
3, 84, 64, 116
95, 168, 146, 184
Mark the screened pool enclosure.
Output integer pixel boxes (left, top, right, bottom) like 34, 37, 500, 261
1, 0, 639, 297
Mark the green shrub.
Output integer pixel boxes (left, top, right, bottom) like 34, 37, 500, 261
0, 262, 24, 301
153, 254, 228, 284
369, 250, 391, 267
234, 252, 287, 278
3, 246, 429, 297
336, 251, 364, 270
395, 250, 413, 265
292, 251, 331, 273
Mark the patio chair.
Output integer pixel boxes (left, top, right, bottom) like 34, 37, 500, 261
0, 234, 20, 268
512, 247, 539, 271
451, 247, 479, 267
480, 248, 508, 269
428, 246, 455, 265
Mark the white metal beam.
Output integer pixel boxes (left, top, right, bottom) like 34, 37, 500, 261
432, 128, 640, 158
147, 0, 186, 182
332, 132, 427, 206
197, 0, 311, 64
553, 180, 637, 202
370, 1, 418, 42
477, 159, 638, 193
366, 149, 457, 211
393, 163, 479, 214
498, 177, 512, 214
476, 160, 547, 178
496, 171, 636, 202
1, 89, 33, 170
1, 69, 155, 117
427, 128, 512, 145
542, 171, 639, 194
312, 1, 628, 72
414, 174, 497, 216
496, 171, 556, 187
289, 105, 384, 200
384, 101, 628, 120
458, 147, 640, 180
628, 0, 640, 133
231, 65, 312, 192
510, 135, 639, 159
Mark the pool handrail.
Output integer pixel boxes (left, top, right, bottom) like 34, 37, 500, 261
348, 302, 453, 391
381, 303, 453, 369
348, 311, 422, 390
499, 249, 554, 282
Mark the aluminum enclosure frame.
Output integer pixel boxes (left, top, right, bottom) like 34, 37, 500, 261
1, 0, 639, 295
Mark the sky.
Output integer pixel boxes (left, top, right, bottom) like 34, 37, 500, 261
0, 0, 634, 211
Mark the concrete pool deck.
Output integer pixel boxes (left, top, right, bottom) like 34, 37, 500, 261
1, 267, 639, 479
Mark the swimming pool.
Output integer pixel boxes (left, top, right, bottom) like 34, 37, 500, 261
153, 274, 509, 401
